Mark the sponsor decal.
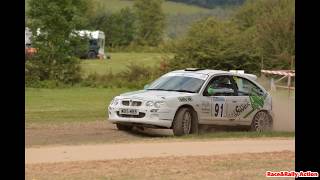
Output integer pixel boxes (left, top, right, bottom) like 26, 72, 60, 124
201, 101, 210, 113
212, 97, 225, 101
243, 95, 266, 118
228, 102, 250, 118
164, 72, 209, 80
178, 96, 193, 102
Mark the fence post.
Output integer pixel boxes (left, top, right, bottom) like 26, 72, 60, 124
270, 78, 276, 92
288, 75, 291, 97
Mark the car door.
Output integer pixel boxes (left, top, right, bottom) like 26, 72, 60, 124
229, 76, 266, 124
201, 75, 237, 125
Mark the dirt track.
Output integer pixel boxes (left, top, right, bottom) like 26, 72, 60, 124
26, 139, 294, 164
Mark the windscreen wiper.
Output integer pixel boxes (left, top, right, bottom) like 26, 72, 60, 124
147, 89, 195, 93
170, 89, 196, 93
147, 88, 168, 91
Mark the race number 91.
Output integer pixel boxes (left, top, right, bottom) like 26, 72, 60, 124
214, 103, 224, 117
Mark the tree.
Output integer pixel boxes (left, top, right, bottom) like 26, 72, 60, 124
107, 8, 136, 47
169, 17, 260, 74
168, 0, 295, 74
133, 0, 165, 46
87, 7, 136, 48
26, 0, 90, 84
233, 0, 295, 69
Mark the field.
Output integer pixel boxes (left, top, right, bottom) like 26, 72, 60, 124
25, 87, 133, 124
80, 52, 169, 76
97, 0, 212, 15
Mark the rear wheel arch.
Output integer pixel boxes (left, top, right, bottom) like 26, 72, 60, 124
251, 109, 273, 131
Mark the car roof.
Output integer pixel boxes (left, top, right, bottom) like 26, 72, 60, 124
170, 69, 257, 81
172, 69, 234, 76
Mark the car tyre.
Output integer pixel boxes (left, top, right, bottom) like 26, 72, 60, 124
172, 107, 193, 136
250, 111, 273, 132
116, 123, 133, 131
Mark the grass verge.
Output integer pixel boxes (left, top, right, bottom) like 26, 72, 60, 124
25, 87, 133, 124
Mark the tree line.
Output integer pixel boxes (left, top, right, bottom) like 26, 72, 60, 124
86, 0, 165, 48
167, 0, 295, 74
169, 0, 245, 8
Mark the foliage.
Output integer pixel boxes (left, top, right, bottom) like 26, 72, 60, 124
233, 0, 295, 69
168, 0, 295, 74
133, 0, 166, 46
168, 17, 260, 74
169, 0, 245, 9
88, 7, 136, 48
26, 0, 90, 84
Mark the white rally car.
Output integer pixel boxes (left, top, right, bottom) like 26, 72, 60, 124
108, 68, 274, 136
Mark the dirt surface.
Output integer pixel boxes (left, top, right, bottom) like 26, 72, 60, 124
26, 139, 294, 164
26, 151, 294, 180
25, 121, 174, 148
26, 120, 293, 148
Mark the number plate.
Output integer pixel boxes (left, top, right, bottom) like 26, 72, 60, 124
119, 108, 139, 115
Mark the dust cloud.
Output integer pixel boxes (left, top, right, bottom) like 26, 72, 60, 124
271, 92, 295, 132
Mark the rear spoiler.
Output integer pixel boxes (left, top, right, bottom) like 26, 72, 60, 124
229, 70, 257, 81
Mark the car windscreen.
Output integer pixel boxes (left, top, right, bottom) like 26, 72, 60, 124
147, 75, 206, 93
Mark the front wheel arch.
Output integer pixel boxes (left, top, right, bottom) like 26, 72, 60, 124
171, 104, 199, 134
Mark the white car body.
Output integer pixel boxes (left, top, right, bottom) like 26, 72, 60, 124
108, 69, 274, 131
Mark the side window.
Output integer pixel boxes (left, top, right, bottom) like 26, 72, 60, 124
233, 76, 264, 96
203, 76, 235, 96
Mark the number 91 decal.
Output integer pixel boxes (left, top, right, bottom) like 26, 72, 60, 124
214, 103, 224, 117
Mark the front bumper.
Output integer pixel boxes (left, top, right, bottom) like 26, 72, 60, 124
108, 105, 174, 128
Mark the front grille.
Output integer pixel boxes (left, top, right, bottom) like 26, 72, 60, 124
116, 112, 146, 118
121, 100, 142, 106
122, 101, 130, 106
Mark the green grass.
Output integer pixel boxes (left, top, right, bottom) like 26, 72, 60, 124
98, 0, 212, 15
80, 52, 170, 76
25, 87, 134, 124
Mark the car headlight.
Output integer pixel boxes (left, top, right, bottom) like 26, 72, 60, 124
146, 101, 165, 108
146, 101, 154, 107
154, 101, 165, 108
110, 98, 119, 106
113, 99, 119, 106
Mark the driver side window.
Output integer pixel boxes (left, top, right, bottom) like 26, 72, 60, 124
203, 76, 235, 96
